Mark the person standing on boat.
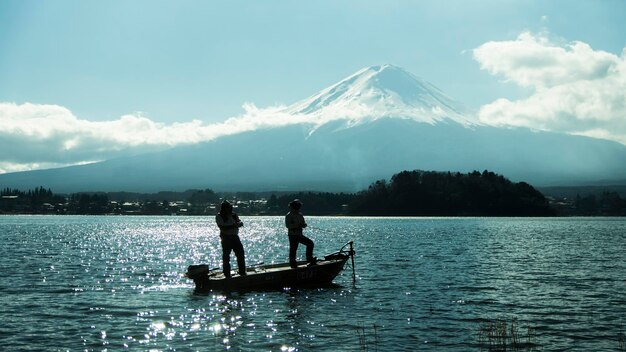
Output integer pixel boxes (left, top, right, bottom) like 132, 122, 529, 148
285, 199, 316, 268
216, 200, 246, 278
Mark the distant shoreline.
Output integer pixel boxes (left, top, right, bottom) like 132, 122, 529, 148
4, 170, 626, 217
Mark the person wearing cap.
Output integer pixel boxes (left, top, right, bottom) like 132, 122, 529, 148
285, 199, 316, 268
215, 200, 246, 278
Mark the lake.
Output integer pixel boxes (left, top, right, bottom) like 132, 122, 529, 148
1, 216, 625, 351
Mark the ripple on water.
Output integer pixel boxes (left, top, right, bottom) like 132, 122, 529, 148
1, 216, 625, 351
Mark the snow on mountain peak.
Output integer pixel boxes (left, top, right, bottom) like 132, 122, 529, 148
287, 64, 475, 126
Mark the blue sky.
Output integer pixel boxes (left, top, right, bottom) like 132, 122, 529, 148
1, 0, 625, 172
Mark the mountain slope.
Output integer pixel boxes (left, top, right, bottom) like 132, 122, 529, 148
3, 118, 626, 193
2, 64, 626, 193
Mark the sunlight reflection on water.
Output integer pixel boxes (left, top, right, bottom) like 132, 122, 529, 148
0, 216, 625, 351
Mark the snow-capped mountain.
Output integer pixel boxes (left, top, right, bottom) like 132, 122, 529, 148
2, 65, 626, 193
286, 64, 475, 128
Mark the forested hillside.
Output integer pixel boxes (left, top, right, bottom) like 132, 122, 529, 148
347, 170, 554, 216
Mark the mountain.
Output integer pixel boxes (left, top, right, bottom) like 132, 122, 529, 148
286, 64, 474, 126
2, 64, 626, 193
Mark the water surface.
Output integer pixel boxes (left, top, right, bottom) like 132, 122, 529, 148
1, 216, 625, 351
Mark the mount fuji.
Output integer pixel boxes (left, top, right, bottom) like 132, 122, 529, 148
3, 64, 626, 193
286, 64, 474, 126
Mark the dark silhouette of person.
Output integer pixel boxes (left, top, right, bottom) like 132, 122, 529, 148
285, 199, 316, 268
215, 200, 246, 278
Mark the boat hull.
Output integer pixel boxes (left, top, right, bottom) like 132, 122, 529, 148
187, 255, 349, 292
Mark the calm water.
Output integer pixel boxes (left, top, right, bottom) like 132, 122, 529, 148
0, 216, 625, 351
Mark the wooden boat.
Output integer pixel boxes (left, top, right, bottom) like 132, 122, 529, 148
186, 241, 355, 292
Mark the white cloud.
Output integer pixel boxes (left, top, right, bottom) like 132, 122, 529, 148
473, 32, 626, 145
0, 161, 94, 174
0, 101, 318, 173
1, 63, 486, 173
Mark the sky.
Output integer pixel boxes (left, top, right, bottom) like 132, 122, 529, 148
1, 0, 625, 173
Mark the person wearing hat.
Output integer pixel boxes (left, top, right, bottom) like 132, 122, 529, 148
285, 199, 316, 268
215, 200, 246, 278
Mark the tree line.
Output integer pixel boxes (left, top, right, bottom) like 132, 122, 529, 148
1, 187, 110, 214
346, 170, 555, 216
1, 170, 563, 216
571, 191, 626, 216
263, 170, 556, 216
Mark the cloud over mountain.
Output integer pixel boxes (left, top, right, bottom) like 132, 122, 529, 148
0, 102, 297, 173
3, 62, 626, 192
2, 37, 626, 176
0, 65, 471, 173
473, 32, 626, 144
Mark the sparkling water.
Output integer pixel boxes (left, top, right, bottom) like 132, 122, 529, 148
1, 216, 625, 351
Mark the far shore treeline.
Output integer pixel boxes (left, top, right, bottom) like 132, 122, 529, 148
2, 170, 626, 216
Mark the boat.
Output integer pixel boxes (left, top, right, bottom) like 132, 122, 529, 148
186, 241, 355, 292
